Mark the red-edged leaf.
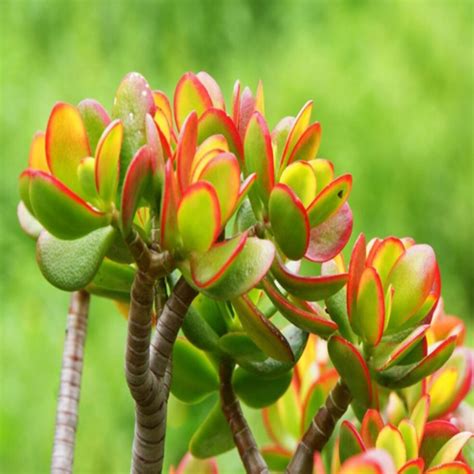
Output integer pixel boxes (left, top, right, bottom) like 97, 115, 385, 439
152, 90, 172, 126
288, 122, 321, 164
176, 453, 219, 474
269, 184, 310, 260
420, 421, 461, 467
198, 108, 243, 164
361, 409, 384, 448
28, 170, 109, 239
232, 80, 241, 127
78, 98, 111, 151
352, 267, 385, 346
177, 182, 220, 254
120, 146, 153, 236
366, 237, 405, 288
238, 86, 256, 138
328, 335, 373, 408
28, 131, 49, 172
272, 116, 294, 164
176, 111, 198, 192
272, 255, 348, 301
174, 72, 213, 130
347, 233, 367, 318
160, 159, 180, 251
235, 173, 257, 210
193, 134, 228, 168
197, 152, 240, 222
410, 394, 430, 443
426, 462, 472, 474
196, 71, 225, 110
399, 419, 419, 460
307, 174, 352, 228
191, 235, 275, 300
45, 102, 91, 193
232, 295, 294, 362
340, 449, 396, 474
95, 119, 123, 204
279, 161, 317, 208
279, 101, 313, 173
311, 158, 335, 194
375, 424, 407, 469
262, 279, 338, 337
244, 111, 274, 204
386, 244, 438, 331
19, 169, 34, 214
340, 420, 366, 463
111, 72, 156, 184
399, 458, 425, 474
145, 114, 165, 191
429, 432, 473, 468
305, 202, 353, 263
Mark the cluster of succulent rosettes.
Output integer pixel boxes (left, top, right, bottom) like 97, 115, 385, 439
336, 396, 473, 473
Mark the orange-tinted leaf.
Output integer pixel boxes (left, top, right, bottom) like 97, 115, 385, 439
361, 409, 384, 448
288, 122, 321, 164
376, 424, 407, 469
279, 161, 317, 208
399, 458, 425, 474
160, 159, 180, 251
176, 111, 198, 191
28, 131, 49, 172
366, 237, 405, 288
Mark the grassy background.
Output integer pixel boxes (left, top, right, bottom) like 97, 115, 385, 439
0, 0, 472, 472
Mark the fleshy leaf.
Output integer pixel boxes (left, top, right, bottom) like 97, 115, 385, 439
375, 425, 407, 469
311, 158, 335, 194
160, 160, 181, 251
232, 295, 294, 362
37, 226, 116, 291
95, 119, 123, 204
244, 112, 274, 205
367, 237, 405, 288
77, 157, 98, 203
174, 72, 213, 130
288, 122, 321, 164
218, 332, 264, 361
426, 463, 471, 474
361, 409, 384, 448
262, 279, 338, 338
347, 233, 367, 318
17, 201, 43, 239
420, 421, 461, 467
340, 449, 396, 474
429, 432, 472, 468
352, 266, 385, 346
197, 152, 240, 222
409, 394, 430, 443
272, 256, 348, 301
198, 108, 243, 164
328, 335, 372, 408
78, 99, 111, 151
305, 202, 353, 263
28, 131, 49, 172
399, 459, 425, 474
261, 447, 292, 472
386, 244, 437, 331
189, 400, 234, 458
340, 420, 366, 463
269, 184, 310, 260
29, 170, 110, 239
399, 419, 419, 460
177, 182, 220, 254
120, 145, 153, 237
196, 71, 225, 110
46, 102, 91, 193
175, 453, 219, 474
233, 367, 292, 408
191, 234, 275, 300
176, 111, 198, 192
307, 174, 352, 228
182, 306, 220, 352
112, 72, 156, 184
279, 161, 317, 208
170, 338, 219, 404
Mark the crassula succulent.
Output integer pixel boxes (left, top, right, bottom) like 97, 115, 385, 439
18, 71, 472, 474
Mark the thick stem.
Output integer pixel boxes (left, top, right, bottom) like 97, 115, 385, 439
148, 277, 197, 472
219, 362, 269, 474
286, 379, 352, 474
51, 290, 90, 474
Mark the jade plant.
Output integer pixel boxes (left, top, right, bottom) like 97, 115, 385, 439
18, 71, 472, 474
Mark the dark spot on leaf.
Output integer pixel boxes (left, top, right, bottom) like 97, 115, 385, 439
337, 190, 343, 198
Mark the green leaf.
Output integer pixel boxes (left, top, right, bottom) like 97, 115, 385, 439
218, 332, 265, 361
366, 237, 405, 288
177, 181, 220, 254
37, 226, 117, 291
45, 102, 91, 194
192, 293, 229, 336
112, 72, 156, 185
244, 111, 274, 205
170, 338, 219, 404
232, 295, 294, 363
269, 184, 309, 260
347, 233, 367, 319
361, 409, 384, 448
261, 447, 292, 472
86, 258, 135, 296
429, 432, 472, 468
328, 335, 373, 408
189, 400, 234, 458
191, 234, 275, 300
182, 306, 221, 352
420, 421, 461, 467
272, 256, 348, 301
399, 419, 419, 460
288, 122, 321, 164
279, 161, 317, 207
78, 99, 111, 152
232, 367, 292, 408
176, 111, 198, 191
29, 171, 110, 239
339, 420, 366, 464
376, 425, 407, 470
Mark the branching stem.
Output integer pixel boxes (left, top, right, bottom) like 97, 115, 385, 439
286, 379, 352, 474
51, 290, 90, 474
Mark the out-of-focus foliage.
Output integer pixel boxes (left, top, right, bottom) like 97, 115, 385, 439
0, 1, 472, 473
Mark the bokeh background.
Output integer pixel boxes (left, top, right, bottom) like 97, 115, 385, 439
1, 0, 472, 472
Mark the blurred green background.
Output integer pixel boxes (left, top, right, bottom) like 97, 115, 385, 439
1, 0, 472, 472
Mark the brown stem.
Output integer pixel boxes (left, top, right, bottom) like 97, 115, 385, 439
148, 277, 197, 472
51, 290, 90, 474
286, 379, 352, 474
219, 362, 269, 474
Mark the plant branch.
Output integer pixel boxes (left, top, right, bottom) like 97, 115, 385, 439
219, 361, 269, 474
51, 290, 90, 474
286, 379, 352, 474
